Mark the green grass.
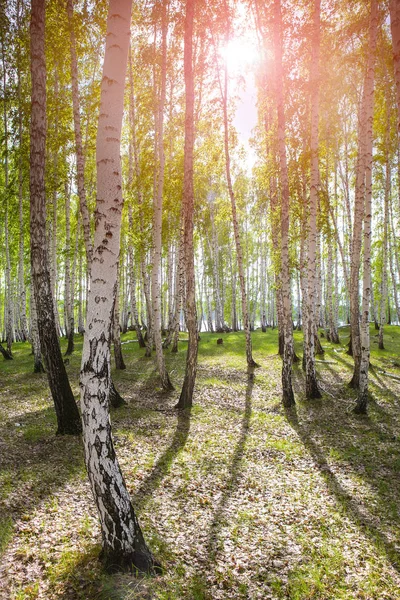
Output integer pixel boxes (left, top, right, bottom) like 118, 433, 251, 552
1, 326, 400, 599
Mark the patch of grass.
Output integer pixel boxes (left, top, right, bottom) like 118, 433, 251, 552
0, 515, 13, 556
2, 329, 400, 599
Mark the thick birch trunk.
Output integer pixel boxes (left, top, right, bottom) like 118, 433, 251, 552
30, 0, 81, 434
349, 0, 378, 388
79, 0, 155, 572
273, 0, 294, 406
177, 0, 198, 409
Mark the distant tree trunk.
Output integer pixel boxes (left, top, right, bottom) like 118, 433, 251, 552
80, 0, 155, 572
30, 0, 81, 434
128, 208, 145, 347
78, 249, 84, 333
273, 0, 294, 406
209, 194, 225, 332
1, 37, 14, 357
354, 49, 376, 413
128, 47, 152, 357
303, 0, 321, 399
67, 0, 93, 267
16, 0, 28, 342
378, 159, 390, 351
177, 0, 198, 409
113, 267, 126, 370
151, 0, 173, 391
389, 206, 400, 323
221, 28, 257, 367
65, 182, 74, 356
349, 0, 378, 388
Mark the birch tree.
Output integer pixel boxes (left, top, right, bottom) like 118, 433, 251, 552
273, 0, 295, 407
177, 0, 198, 409
79, 0, 155, 571
349, 0, 378, 389
30, 0, 81, 435
303, 0, 321, 399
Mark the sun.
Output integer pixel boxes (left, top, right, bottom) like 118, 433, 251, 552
220, 37, 259, 73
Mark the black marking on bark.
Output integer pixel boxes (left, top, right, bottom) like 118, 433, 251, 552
95, 296, 101, 304
93, 278, 107, 284
94, 435, 102, 457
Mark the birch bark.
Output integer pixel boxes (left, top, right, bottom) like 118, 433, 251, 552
177, 0, 198, 409
349, 0, 378, 388
151, 0, 173, 390
304, 0, 321, 399
273, 0, 294, 406
30, 0, 81, 434
67, 0, 93, 267
79, 0, 155, 571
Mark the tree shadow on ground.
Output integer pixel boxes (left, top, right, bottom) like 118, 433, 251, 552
131, 407, 191, 510
0, 406, 85, 519
284, 404, 400, 574
206, 369, 254, 560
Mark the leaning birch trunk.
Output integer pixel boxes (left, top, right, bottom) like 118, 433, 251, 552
349, 0, 378, 388
79, 0, 155, 572
273, 0, 294, 406
67, 0, 93, 267
177, 0, 198, 409
151, 0, 173, 391
304, 0, 321, 399
30, 0, 81, 435
222, 46, 258, 368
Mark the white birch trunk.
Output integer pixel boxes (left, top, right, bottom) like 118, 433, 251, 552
273, 0, 294, 405
79, 0, 155, 572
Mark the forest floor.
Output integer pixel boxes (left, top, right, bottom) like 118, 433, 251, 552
0, 326, 400, 600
